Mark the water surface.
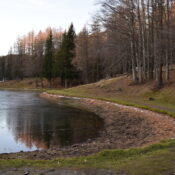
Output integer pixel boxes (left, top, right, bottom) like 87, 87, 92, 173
0, 91, 103, 153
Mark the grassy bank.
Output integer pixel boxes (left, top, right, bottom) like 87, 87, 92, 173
0, 78, 62, 91
1, 139, 175, 175
47, 76, 175, 117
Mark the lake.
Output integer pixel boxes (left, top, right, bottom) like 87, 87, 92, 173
0, 91, 104, 153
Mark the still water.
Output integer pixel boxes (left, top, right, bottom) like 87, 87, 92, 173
0, 91, 103, 153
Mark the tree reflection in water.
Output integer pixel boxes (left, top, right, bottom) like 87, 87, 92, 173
0, 91, 104, 153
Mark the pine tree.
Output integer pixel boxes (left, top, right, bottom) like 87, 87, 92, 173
55, 32, 67, 84
55, 23, 77, 88
64, 23, 77, 87
43, 30, 53, 86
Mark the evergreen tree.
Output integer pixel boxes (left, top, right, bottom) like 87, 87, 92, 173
55, 23, 77, 88
54, 32, 67, 83
43, 30, 53, 86
64, 23, 77, 86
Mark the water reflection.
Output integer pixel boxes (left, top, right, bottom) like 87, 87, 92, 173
0, 91, 103, 153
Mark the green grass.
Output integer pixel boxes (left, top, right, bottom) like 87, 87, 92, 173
46, 76, 175, 119
47, 89, 175, 118
1, 139, 175, 175
0, 87, 46, 92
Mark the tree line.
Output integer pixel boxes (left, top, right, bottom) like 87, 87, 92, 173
0, 27, 62, 81
76, 0, 175, 87
43, 24, 78, 88
1, 0, 175, 88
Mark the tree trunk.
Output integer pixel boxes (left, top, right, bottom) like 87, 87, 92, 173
65, 79, 68, 88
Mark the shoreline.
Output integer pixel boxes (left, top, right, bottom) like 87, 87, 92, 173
1, 92, 175, 160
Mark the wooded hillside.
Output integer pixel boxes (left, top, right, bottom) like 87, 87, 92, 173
1, 0, 175, 88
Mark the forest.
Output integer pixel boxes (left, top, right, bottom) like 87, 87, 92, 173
0, 0, 175, 88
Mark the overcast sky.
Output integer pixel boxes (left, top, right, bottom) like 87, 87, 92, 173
0, 0, 99, 56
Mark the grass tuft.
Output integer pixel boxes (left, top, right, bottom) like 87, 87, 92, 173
1, 139, 175, 174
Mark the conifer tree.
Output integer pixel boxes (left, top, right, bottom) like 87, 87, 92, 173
64, 23, 77, 87
43, 30, 53, 86
55, 23, 77, 88
55, 31, 67, 84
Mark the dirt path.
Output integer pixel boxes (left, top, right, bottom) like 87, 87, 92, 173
128, 98, 175, 114
0, 168, 116, 175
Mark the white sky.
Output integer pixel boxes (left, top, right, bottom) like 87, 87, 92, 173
0, 0, 99, 56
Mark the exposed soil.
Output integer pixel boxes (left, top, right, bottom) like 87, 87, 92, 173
0, 168, 116, 175
1, 92, 175, 160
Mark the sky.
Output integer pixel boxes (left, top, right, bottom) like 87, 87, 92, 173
0, 0, 99, 56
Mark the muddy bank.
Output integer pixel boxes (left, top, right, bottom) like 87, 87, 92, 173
1, 92, 175, 160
